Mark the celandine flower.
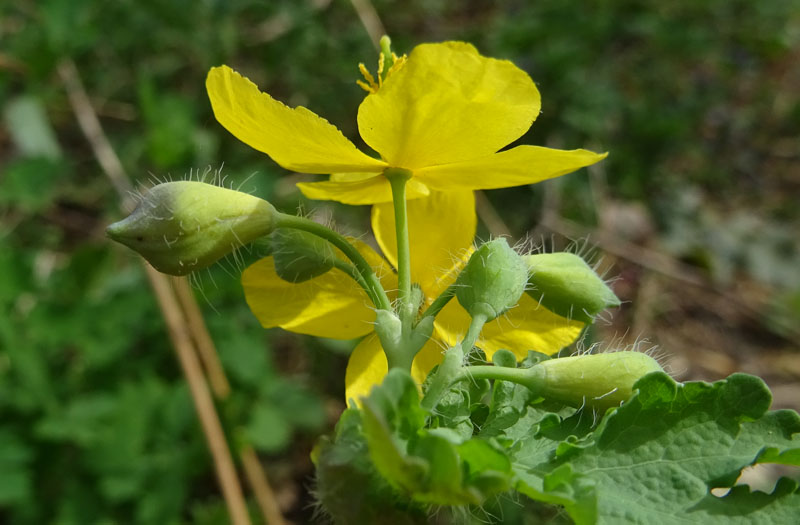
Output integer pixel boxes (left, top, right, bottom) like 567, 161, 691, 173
242, 192, 582, 405
206, 41, 606, 206
208, 41, 599, 401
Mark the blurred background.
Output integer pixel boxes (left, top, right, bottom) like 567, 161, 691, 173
1, 0, 798, 523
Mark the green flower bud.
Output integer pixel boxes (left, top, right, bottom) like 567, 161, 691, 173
526, 351, 663, 410
523, 252, 620, 323
455, 238, 528, 321
271, 229, 335, 283
107, 181, 276, 275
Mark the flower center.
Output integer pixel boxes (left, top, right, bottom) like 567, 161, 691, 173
357, 35, 407, 94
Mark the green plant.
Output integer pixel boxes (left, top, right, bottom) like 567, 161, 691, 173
106, 38, 800, 523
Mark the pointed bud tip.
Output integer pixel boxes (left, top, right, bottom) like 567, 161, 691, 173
106, 181, 277, 275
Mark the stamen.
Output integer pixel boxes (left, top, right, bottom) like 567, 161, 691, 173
358, 63, 379, 92
356, 79, 375, 94
355, 39, 406, 94
387, 54, 407, 77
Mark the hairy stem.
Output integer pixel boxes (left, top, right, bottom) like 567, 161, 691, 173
420, 344, 465, 412
457, 365, 539, 391
420, 283, 457, 320
275, 213, 391, 311
461, 312, 488, 354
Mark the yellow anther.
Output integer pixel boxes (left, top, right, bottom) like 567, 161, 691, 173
387, 54, 407, 77
377, 52, 385, 78
356, 46, 406, 94
358, 63, 379, 92
356, 79, 376, 94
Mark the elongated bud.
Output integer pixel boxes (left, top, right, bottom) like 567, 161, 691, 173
455, 238, 528, 321
523, 253, 620, 323
525, 351, 663, 410
107, 181, 276, 275
271, 229, 335, 283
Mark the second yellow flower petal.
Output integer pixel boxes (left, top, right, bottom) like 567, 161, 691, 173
297, 174, 430, 204
242, 239, 396, 339
415, 146, 608, 191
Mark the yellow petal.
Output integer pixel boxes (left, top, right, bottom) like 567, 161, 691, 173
241, 239, 396, 339
330, 172, 379, 182
296, 175, 430, 205
345, 333, 447, 407
416, 146, 608, 191
344, 334, 386, 407
372, 190, 476, 296
357, 42, 541, 169
207, 65, 387, 174
410, 337, 448, 386
433, 293, 583, 361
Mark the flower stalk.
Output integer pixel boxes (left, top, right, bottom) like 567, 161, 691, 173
384, 168, 414, 325
275, 213, 392, 311
420, 283, 456, 321
420, 343, 465, 412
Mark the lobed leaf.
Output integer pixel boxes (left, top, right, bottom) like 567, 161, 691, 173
511, 372, 800, 524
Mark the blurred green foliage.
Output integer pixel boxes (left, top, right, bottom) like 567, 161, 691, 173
1, 0, 798, 523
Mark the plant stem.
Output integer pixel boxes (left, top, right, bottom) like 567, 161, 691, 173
420, 283, 457, 320
420, 313, 490, 411
276, 213, 392, 311
457, 365, 540, 391
331, 258, 369, 292
385, 168, 414, 323
461, 312, 488, 354
420, 344, 465, 412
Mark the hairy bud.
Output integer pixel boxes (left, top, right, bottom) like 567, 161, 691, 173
523, 253, 620, 323
455, 238, 528, 321
525, 351, 664, 410
107, 181, 276, 275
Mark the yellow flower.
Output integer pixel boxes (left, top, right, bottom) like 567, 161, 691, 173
241, 190, 583, 405
206, 41, 606, 206
209, 40, 596, 402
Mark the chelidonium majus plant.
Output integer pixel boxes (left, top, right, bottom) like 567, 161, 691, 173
109, 38, 800, 525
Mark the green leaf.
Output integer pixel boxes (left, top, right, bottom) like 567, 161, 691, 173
314, 409, 428, 525
271, 381, 326, 433
360, 371, 429, 492
2, 96, 61, 159
246, 404, 291, 453
480, 349, 534, 438
0, 430, 33, 505
360, 369, 515, 506
687, 477, 799, 521
459, 439, 513, 495
429, 384, 473, 441
511, 372, 800, 524
0, 157, 64, 213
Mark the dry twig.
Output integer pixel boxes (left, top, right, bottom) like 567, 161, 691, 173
349, 0, 386, 49
58, 58, 288, 525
